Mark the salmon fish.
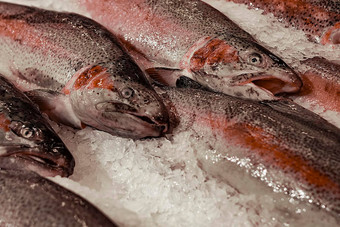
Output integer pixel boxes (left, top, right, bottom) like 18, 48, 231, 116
293, 57, 340, 112
0, 169, 117, 226
159, 84, 340, 214
0, 2, 169, 139
71, 0, 302, 100
226, 0, 340, 44
0, 75, 74, 177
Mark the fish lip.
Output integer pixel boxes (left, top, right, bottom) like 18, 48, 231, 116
234, 71, 303, 96
96, 102, 169, 135
0, 145, 74, 177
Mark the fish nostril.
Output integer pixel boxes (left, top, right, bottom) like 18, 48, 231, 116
159, 124, 168, 134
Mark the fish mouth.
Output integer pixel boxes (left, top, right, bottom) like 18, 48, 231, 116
96, 102, 169, 138
0, 144, 74, 177
231, 72, 302, 96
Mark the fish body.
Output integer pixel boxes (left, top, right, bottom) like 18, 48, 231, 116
74, 0, 302, 100
0, 75, 74, 177
0, 169, 117, 227
294, 57, 340, 112
159, 85, 340, 214
227, 0, 340, 44
0, 2, 169, 139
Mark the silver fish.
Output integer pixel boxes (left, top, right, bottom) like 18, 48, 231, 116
73, 0, 302, 100
0, 75, 74, 177
0, 169, 117, 227
0, 2, 169, 139
159, 83, 340, 215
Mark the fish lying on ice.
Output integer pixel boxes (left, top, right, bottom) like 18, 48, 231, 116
70, 0, 302, 100
158, 83, 340, 215
292, 57, 340, 112
225, 0, 340, 44
0, 169, 117, 227
0, 2, 169, 139
0, 75, 74, 177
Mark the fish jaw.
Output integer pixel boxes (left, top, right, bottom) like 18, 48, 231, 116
0, 143, 74, 177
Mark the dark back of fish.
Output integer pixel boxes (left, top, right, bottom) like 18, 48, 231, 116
0, 169, 117, 227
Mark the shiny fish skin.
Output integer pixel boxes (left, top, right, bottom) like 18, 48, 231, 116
293, 57, 340, 112
159, 86, 340, 215
0, 1, 169, 139
0, 169, 117, 227
226, 0, 340, 44
0, 75, 74, 177
75, 0, 302, 100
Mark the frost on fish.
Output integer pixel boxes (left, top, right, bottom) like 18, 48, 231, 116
227, 0, 340, 44
160, 86, 340, 216
0, 2, 169, 139
0, 76, 74, 177
75, 0, 302, 100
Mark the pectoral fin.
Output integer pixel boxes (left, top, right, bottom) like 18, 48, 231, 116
145, 67, 185, 86
25, 89, 83, 128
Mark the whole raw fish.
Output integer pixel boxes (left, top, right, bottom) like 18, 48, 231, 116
159, 84, 340, 215
0, 75, 74, 177
0, 2, 169, 139
293, 57, 340, 112
0, 169, 117, 227
226, 0, 340, 44
72, 0, 302, 100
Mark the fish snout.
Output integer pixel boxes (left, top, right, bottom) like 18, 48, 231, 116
251, 68, 303, 96
41, 140, 75, 177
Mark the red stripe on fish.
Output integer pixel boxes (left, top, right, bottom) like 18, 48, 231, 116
298, 71, 340, 112
200, 112, 340, 194
189, 39, 239, 72
0, 114, 10, 132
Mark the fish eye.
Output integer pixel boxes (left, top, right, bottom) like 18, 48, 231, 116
20, 127, 35, 139
10, 121, 42, 140
248, 53, 263, 66
121, 87, 134, 99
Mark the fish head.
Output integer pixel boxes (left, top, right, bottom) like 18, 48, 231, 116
190, 36, 302, 100
65, 64, 169, 139
0, 100, 74, 177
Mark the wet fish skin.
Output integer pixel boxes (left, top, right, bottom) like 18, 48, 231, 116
75, 0, 302, 100
0, 76, 74, 177
227, 0, 340, 44
0, 2, 169, 139
159, 85, 340, 214
293, 57, 340, 112
0, 169, 117, 227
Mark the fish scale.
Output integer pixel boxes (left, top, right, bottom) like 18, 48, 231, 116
0, 169, 117, 227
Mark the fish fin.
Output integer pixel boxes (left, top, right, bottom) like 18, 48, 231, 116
176, 76, 212, 91
145, 67, 184, 86
25, 89, 83, 128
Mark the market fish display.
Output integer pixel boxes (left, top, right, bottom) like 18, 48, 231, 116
0, 76, 74, 177
226, 0, 340, 44
0, 169, 117, 227
0, 2, 169, 139
159, 85, 340, 214
73, 0, 302, 100
294, 57, 340, 112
